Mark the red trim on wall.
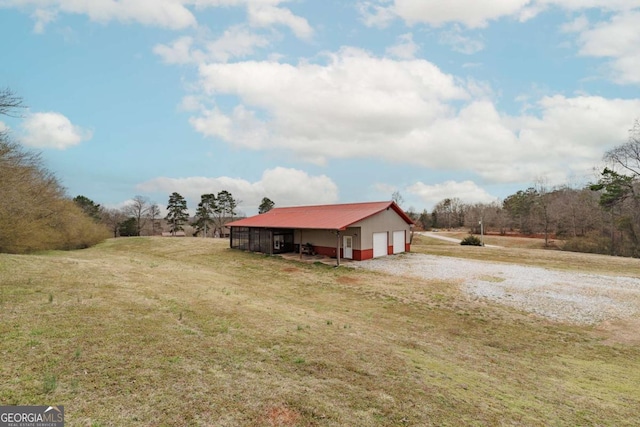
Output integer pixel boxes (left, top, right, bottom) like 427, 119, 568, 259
313, 246, 337, 258
359, 249, 373, 260
387, 245, 393, 255
405, 243, 411, 252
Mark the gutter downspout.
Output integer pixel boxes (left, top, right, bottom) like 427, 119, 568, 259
336, 230, 341, 267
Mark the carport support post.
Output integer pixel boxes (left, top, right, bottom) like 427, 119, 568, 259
336, 230, 340, 267
299, 230, 303, 259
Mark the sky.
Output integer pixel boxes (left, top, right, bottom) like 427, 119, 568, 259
1, 0, 640, 216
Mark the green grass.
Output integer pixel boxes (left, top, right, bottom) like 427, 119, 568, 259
1, 237, 639, 426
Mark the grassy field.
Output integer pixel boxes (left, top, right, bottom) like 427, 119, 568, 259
413, 232, 640, 278
1, 237, 639, 426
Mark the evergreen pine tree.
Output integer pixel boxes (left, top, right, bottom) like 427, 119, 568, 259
165, 192, 189, 236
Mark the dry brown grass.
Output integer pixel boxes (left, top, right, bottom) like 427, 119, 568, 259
1, 237, 639, 426
414, 232, 640, 277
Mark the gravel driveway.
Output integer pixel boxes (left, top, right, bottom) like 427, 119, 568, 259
354, 253, 640, 325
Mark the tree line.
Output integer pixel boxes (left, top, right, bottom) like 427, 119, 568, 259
1, 88, 278, 252
74, 193, 277, 239
406, 120, 640, 257
1, 90, 109, 253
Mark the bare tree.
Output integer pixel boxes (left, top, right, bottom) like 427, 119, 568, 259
101, 208, 127, 238
532, 180, 557, 247
605, 120, 640, 177
0, 88, 26, 118
391, 190, 405, 207
125, 195, 151, 236
148, 203, 161, 236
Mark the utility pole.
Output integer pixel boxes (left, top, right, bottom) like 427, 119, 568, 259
479, 219, 484, 246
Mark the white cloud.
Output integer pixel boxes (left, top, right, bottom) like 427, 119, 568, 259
187, 48, 640, 186
0, 121, 8, 133
4, 0, 311, 36
438, 26, 485, 54
572, 11, 640, 84
154, 26, 270, 65
31, 8, 57, 33
136, 167, 339, 213
193, 48, 469, 158
189, 106, 234, 140
359, 0, 531, 29
247, 4, 313, 39
207, 26, 271, 61
356, 0, 640, 29
178, 95, 204, 112
373, 182, 397, 195
4, 0, 197, 30
20, 112, 92, 149
407, 180, 498, 209
536, 0, 640, 12
560, 15, 589, 33
153, 36, 198, 65
357, 1, 397, 28
355, 1, 640, 86
385, 33, 419, 59
509, 95, 640, 173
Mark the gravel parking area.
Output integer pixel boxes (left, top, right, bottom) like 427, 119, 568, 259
354, 253, 640, 325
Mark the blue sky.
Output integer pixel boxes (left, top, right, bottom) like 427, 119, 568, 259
2, 0, 640, 215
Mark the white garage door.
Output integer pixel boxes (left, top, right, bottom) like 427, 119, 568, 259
373, 232, 388, 258
393, 230, 405, 254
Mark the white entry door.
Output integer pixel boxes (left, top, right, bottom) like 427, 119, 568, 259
373, 232, 388, 258
343, 235, 353, 259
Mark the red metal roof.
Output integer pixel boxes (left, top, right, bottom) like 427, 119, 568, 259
227, 201, 414, 230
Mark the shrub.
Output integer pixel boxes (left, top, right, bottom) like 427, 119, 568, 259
460, 235, 483, 246
560, 235, 610, 255
0, 138, 109, 253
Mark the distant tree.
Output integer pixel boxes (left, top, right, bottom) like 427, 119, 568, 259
73, 195, 101, 221
192, 194, 216, 237
125, 195, 151, 236
532, 181, 557, 247
258, 197, 275, 214
217, 190, 237, 218
404, 206, 419, 222
604, 120, 640, 177
118, 217, 138, 237
417, 209, 431, 230
165, 192, 189, 236
148, 203, 161, 235
391, 190, 404, 207
553, 187, 600, 238
432, 198, 464, 229
212, 190, 238, 236
590, 168, 639, 256
101, 207, 127, 238
431, 211, 439, 228
503, 188, 538, 234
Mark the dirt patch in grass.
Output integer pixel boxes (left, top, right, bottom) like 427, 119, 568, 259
336, 276, 360, 285
260, 405, 302, 426
595, 318, 640, 346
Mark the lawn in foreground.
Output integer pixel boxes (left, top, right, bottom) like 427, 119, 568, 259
1, 237, 639, 426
